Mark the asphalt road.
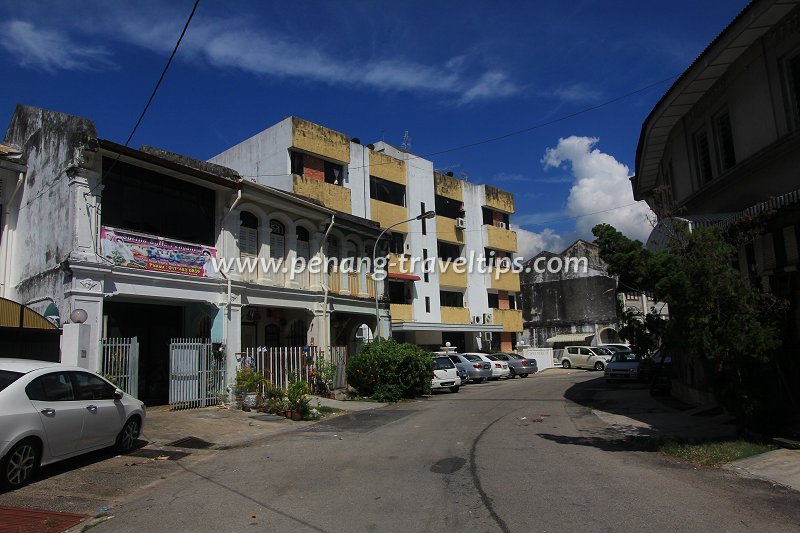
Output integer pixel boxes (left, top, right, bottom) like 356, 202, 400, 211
90, 372, 800, 532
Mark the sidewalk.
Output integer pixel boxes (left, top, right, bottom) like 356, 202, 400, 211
141, 397, 387, 451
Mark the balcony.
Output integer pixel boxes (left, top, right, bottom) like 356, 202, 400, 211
369, 150, 406, 184
441, 306, 470, 324
435, 215, 465, 245
293, 174, 351, 213
485, 224, 517, 253
434, 172, 463, 201
371, 199, 409, 232
291, 117, 350, 163
491, 308, 523, 332
387, 253, 413, 276
390, 303, 413, 322
488, 269, 520, 292
438, 261, 468, 287
483, 185, 515, 214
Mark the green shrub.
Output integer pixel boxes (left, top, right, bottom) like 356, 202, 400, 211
346, 339, 433, 401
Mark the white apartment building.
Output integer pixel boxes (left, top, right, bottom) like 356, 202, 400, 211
211, 117, 524, 352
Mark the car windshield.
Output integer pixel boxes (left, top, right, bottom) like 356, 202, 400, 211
463, 354, 482, 362
484, 354, 498, 361
611, 353, 640, 363
0, 370, 24, 392
434, 357, 455, 370
506, 353, 524, 360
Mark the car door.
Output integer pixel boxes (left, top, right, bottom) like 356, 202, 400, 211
72, 372, 127, 450
578, 348, 593, 367
25, 371, 86, 458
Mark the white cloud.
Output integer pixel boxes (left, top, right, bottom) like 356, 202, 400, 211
541, 136, 654, 242
0, 20, 114, 72
513, 225, 563, 261
551, 83, 602, 103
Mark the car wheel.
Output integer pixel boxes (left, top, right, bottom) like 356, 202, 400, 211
509, 368, 516, 378
116, 416, 141, 453
562, 360, 571, 369
450, 385, 460, 393
520, 373, 528, 378
594, 362, 605, 371
1, 439, 40, 490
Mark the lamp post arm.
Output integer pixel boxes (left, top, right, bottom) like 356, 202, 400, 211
372, 216, 418, 340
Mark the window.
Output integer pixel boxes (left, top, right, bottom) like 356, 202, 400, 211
102, 159, 216, 245
509, 294, 516, 309
74, 372, 116, 400
240, 211, 259, 256
370, 176, 406, 206
387, 232, 406, 255
325, 161, 344, 185
387, 281, 408, 304
487, 292, 499, 308
290, 151, 304, 176
693, 129, 713, 184
482, 207, 509, 227
715, 111, 736, 171
425, 297, 431, 313
0, 370, 22, 393
423, 249, 429, 283
26, 372, 75, 401
434, 194, 464, 219
296, 226, 310, 260
440, 290, 464, 307
787, 53, 800, 128
269, 219, 286, 260
438, 241, 462, 261
421, 202, 427, 235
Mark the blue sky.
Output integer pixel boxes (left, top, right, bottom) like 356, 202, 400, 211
0, 0, 749, 258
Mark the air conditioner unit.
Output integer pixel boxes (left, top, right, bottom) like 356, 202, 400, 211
471, 315, 483, 324
455, 217, 467, 229
495, 221, 507, 229
483, 313, 493, 324
483, 332, 492, 341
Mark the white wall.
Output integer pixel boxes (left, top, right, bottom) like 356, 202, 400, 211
463, 183, 490, 320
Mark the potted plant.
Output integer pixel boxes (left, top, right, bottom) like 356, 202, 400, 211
286, 376, 310, 420
264, 385, 289, 415
234, 367, 269, 411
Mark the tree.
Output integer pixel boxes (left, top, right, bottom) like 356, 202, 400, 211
592, 223, 784, 431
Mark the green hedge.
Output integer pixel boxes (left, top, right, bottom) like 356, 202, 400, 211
346, 338, 434, 402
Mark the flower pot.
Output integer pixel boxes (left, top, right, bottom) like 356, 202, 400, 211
290, 410, 302, 421
243, 392, 258, 409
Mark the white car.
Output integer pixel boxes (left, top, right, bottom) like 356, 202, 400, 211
470, 353, 510, 380
560, 346, 614, 371
0, 359, 146, 489
431, 356, 461, 393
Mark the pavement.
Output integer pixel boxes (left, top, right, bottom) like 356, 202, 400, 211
141, 395, 388, 450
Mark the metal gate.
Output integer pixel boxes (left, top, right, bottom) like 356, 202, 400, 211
169, 338, 226, 410
100, 337, 139, 397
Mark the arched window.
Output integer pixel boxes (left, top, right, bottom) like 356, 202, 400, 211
269, 219, 286, 260
240, 211, 259, 256
288, 320, 306, 347
296, 226, 310, 260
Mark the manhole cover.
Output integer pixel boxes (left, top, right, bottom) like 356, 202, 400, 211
165, 436, 215, 449
127, 449, 191, 460
0, 505, 88, 533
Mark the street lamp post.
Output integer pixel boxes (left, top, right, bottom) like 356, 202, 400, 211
372, 210, 436, 340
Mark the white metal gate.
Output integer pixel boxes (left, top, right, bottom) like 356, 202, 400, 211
100, 337, 139, 397
246, 346, 349, 390
169, 338, 226, 410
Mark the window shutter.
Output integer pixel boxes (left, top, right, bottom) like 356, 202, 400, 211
240, 227, 258, 256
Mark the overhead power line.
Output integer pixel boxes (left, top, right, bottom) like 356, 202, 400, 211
241, 74, 678, 178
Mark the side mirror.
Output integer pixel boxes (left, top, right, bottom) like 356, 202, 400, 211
114, 389, 124, 401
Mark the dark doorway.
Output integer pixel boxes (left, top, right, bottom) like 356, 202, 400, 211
104, 301, 184, 406
442, 332, 466, 352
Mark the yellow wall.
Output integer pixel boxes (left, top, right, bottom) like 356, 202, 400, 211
369, 150, 406, 185
435, 215, 464, 245
492, 309, 524, 332
390, 303, 413, 322
387, 253, 413, 275
293, 174, 352, 213
441, 306, 470, 324
484, 185, 515, 214
292, 117, 350, 163
434, 172, 463, 201
490, 270, 521, 292
486, 224, 518, 253
370, 199, 409, 232
438, 262, 467, 287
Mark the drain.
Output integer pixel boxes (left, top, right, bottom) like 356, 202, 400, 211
166, 436, 215, 449
127, 449, 191, 460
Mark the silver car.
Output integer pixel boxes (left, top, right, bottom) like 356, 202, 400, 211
491, 353, 537, 378
0, 359, 146, 489
446, 353, 492, 383
604, 352, 645, 382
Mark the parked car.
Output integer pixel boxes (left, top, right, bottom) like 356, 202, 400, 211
0, 359, 146, 490
491, 353, 537, 378
597, 344, 633, 355
469, 353, 510, 380
441, 353, 492, 383
560, 346, 614, 371
604, 352, 645, 382
431, 356, 461, 393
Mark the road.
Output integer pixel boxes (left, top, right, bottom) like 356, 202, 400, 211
89, 371, 800, 532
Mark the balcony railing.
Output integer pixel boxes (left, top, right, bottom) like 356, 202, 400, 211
441, 306, 470, 324
488, 269, 521, 292
485, 224, 517, 253
490, 308, 524, 332
390, 303, 413, 322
